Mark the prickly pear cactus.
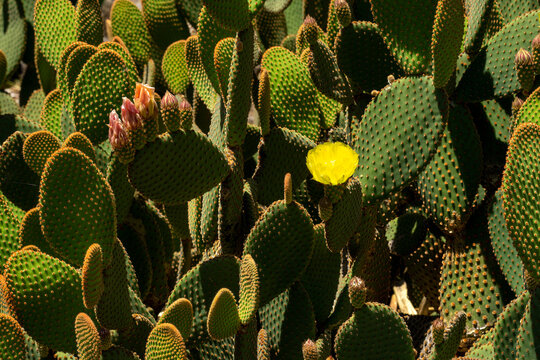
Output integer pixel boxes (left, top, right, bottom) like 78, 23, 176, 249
1, 0, 540, 358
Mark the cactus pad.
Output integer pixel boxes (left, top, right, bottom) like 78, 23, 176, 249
0, 314, 26, 359
335, 302, 415, 360
207, 288, 241, 340
261, 46, 320, 142
128, 130, 229, 204
162, 40, 190, 95
145, 323, 188, 360
39, 147, 116, 267
4, 250, 87, 353
243, 199, 314, 306
72, 49, 135, 144
75, 312, 101, 360
353, 76, 448, 203
22, 130, 61, 175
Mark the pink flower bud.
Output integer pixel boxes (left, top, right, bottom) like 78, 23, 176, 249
161, 91, 178, 109
121, 97, 141, 131
134, 83, 157, 119
108, 110, 128, 149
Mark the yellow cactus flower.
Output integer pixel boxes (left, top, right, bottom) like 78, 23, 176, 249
306, 142, 359, 186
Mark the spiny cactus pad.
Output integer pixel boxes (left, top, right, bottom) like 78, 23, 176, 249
127, 130, 229, 205
207, 288, 241, 340
4, 250, 88, 353
34, 0, 77, 68
243, 199, 314, 306
503, 122, 540, 281
39, 147, 116, 267
161, 40, 190, 95
335, 302, 415, 360
72, 49, 135, 144
417, 105, 482, 234
261, 46, 320, 142
75, 312, 101, 360
370, 0, 437, 74
353, 76, 448, 203
456, 10, 540, 102
145, 323, 188, 360
22, 130, 61, 175
0, 314, 26, 359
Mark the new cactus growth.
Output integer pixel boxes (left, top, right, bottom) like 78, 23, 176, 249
1, 0, 540, 358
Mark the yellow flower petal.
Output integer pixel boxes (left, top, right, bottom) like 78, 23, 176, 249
306, 142, 359, 185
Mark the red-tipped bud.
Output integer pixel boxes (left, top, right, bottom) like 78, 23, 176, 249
303, 16, 319, 45
432, 318, 445, 345
532, 34, 540, 50
121, 97, 141, 131
161, 91, 178, 109
302, 339, 319, 360
108, 111, 127, 149
179, 98, 192, 111
515, 48, 533, 67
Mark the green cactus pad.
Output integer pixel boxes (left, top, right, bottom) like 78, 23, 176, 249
97, 41, 139, 84
76, 0, 103, 46
238, 254, 260, 325
260, 46, 320, 142
255, 9, 288, 49
202, 0, 263, 32
492, 290, 530, 360
35, 45, 57, 94
145, 323, 188, 360
264, 0, 292, 12
62, 44, 98, 103
214, 37, 235, 100
497, 0, 538, 23
185, 35, 219, 110
110, 0, 152, 69
259, 282, 316, 360
0, 314, 26, 359
82, 243, 104, 309
431, 312, 466, 360
353, 76, 448, 203
370, 0, 437, 74
463, 0, 500, 53
417, 105, 482, 234
253, 127, 315, 206
4, 250, 87, 353
0, 17, 27, 79
128, 130, 229, 205
503, 122, 540, 281
39, 147, 116, 267
300, 223, 341, 323
34, 0, 77, 68
22, 130, 61, 175
243, 199, 314, 306
0, 193, 19, 270
166, 255, 240, 344
386, 210, 428, 256
324, 177, 364, 253
96, 239, 134, 331
207, 288, 241, 340
0, 92, 20, 115
19, 207, 55, 255
335, 302, 415, 360
439, 212, 511, 332
116, 313, 153, 358
75, 312, 101, 360
431, 0, 464, 88
39, 89, 64, 140
514, 290, 540, 360
23, 90, 45, 124
306, 39, 352, 104
157, 298, 193, 340
198, 7, 235, 94
142, 0, 189, 51
0, 132, 40, 210
224, 27, 254, 147
161, 40, 190, 95
72, 49, 135, 144
455, 10, 540, 102
488, 189, 525, 295
63, 132, 96, 161
515, 86, 540, 127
